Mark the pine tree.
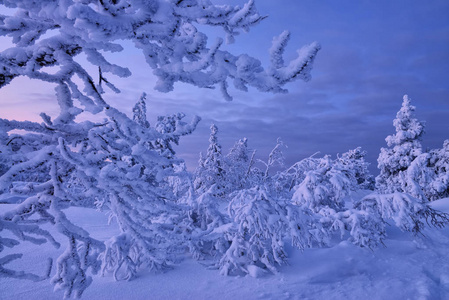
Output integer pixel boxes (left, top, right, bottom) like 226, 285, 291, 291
224, 138, 252, 191
194, 124, 226, 196
132, 93, 150, 129
376, 95, 425, 195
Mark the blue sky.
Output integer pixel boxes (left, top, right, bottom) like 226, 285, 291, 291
1, 0, 448, 174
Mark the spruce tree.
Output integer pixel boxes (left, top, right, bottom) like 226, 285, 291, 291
376, 95, 425, 195
194, 124, 226, 196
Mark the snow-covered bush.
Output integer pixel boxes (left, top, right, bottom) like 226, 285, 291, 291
318, 206, 386, 249
428, 140, 449, 200
286, 155, 386, 249
413, 140, 449, 201
355, 192, 449, 235
219, 186, 287, 275
272, 154, 321, 193
219, 185, 322, 276
187, 184, 230, 260
291, 156, 355, 212
337, 147, 375, 190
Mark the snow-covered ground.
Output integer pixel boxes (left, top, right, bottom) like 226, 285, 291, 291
2, 198, 449, 300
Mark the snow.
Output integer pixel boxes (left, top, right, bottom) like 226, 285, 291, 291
2, 198, 449, 299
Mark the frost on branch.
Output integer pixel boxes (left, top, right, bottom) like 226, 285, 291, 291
0, 0, 320, 109
50, 201, 105, 299
0, 219, 55, 282
263, 137, 286, 178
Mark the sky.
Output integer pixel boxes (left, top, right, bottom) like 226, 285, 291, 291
1, 0, 449, 174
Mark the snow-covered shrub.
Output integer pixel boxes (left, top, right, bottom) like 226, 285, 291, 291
187, 184, 230, 260
355, 192, 449, 235
291, 156, 355, 212
337, 147, 375, 190
376, 95, 425, 196
219, 185, 287, 276
272, 154, 321, 193
404, 152, 434, 201
219, 184, 329, 276
318, 206, 386, 249
286, 154, 387, 249
426, 140, 449, 200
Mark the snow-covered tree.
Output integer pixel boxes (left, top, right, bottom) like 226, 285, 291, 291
376, 95, 425, 196
219, 186, 287, 275
219, 185, 322, 276
0, 97, 200, 297
337, 147, 374, 190
1, 1, 321, 292
194, 124, 227, 196
187, 184, 231, 260
408, 140, 449, 201
132, 93, 150, 129
285, 154, 389, 249
262, 138, 286, 178
224, 137, 254, 191
428, 140, 449, 200
291, 156, 355, 212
